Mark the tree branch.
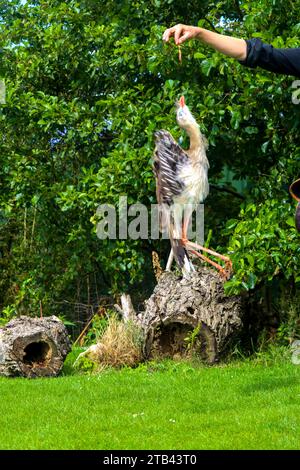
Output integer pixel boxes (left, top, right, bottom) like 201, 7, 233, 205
234, 0, 244, 21
210, 184, 245, 200
203, 17, 219, 33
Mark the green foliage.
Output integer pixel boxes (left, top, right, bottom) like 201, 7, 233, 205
250, 334, 293, 366
275, 292, 300, 344
184, 324, 201, 351
82, 315, 109, 346
224, 155, 300, 294
61, 346, 85, 375
73, 353, 97, 374
0, 305, 15, 327
0, 0, 300, 327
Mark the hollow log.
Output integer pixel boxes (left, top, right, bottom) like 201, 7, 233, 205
136, 268, 244, 364
0, 315, 71, 378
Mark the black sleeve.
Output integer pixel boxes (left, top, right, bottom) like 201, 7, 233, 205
239, 38, 300, 78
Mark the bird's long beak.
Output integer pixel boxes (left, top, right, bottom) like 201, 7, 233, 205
179, 95, 185, 108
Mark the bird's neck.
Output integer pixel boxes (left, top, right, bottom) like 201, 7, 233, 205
185, 124, 203, 157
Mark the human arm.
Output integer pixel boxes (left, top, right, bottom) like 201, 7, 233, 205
163, 24, 300, 78
162, 24, 247, 61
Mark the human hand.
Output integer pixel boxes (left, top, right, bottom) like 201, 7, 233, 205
162, 24, 201, 45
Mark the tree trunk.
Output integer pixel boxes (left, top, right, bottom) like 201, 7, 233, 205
136, 268, 244, 364
0, 316, 71, 378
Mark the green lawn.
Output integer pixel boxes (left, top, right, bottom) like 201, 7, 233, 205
0, 355, 299, 450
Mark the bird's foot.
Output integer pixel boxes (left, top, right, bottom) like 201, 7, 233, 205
224, 259, 233, 279
218, 264, 232, 281
183, 239, 232, 281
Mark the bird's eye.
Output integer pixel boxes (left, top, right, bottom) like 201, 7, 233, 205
178, 110, 184, 119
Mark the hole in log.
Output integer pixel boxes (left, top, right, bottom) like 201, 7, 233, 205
23, 341, 51, 366
151, 321, 217, 363
154, 322, 191, 357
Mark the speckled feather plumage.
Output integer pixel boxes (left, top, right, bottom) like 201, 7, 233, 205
153, 130, 189, 206
153, 101, 209, 273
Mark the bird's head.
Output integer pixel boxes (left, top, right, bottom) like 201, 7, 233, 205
176, 96, 198, 131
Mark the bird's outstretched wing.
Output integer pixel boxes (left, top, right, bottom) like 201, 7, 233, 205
153, 130, 189, 208
153, 130, 194, 275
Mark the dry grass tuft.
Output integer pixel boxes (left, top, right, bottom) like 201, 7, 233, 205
83, 315, 143, 369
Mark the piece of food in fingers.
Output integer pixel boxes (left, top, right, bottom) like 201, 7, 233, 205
178, 45, 182, 63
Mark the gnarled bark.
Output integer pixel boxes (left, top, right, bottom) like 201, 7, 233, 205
136, 268, 244, 363
0, 316, 71, 378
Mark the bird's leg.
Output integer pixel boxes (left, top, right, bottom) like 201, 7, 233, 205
182, 204, 193, 243
186, 241, 231, 263
182, 218, 189, 244
189, 249, 231, 281
180, 208, 231, 278
184, 240, 232, 280
180, 208, 195, 273
166, 249, 174, 271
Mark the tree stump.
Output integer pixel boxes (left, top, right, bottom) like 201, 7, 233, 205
137, 269, 244, 364
0, 316, 71, 378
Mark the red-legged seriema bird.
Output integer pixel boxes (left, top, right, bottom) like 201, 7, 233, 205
153, 95, 232, 279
